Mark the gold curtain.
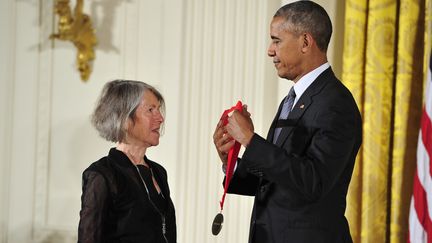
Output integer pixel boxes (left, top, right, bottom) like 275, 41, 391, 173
342, 0, 431, 242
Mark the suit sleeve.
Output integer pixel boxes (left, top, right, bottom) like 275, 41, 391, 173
241, 95, 360, 203
78, 169, 109, 243
224, 160, 260, 196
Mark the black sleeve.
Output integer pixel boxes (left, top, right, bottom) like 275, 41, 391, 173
77, 169, 110, 243
224, 160, 260, 196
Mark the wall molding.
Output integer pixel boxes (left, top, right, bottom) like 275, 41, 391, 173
0, 0, 16, 241
33, 0, 54, 240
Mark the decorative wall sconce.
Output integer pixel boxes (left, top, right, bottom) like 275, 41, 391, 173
51, 0, 97, 82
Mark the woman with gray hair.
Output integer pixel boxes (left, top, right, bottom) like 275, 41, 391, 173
78, 80, 176, 243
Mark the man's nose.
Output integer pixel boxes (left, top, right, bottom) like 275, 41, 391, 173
267, 44, 275, 57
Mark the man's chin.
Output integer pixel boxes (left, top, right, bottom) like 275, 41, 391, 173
277, 71, 294, 80
277, 71, 289, 79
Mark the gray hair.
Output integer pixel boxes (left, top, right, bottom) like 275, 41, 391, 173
274, 1, 332, 52
91, 79, 165, 143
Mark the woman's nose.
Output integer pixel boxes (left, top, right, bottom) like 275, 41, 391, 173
156, 112, 164, 123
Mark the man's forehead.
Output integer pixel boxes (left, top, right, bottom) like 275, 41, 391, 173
271, 16, 285, 25
270, 17, 289, 30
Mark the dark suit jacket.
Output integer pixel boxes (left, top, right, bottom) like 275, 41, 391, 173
227, 68, 362, 243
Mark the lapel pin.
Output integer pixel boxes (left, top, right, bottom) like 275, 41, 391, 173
300, 104, 305, 109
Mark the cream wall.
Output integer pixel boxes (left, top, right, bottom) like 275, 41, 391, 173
0, 1, 344, 243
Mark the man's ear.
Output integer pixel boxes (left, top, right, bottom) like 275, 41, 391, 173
301, 33, 314, 53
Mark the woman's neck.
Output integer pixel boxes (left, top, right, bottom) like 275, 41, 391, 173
116, 143, 148, 166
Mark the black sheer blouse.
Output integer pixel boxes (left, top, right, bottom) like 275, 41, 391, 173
78, 148, 176, 243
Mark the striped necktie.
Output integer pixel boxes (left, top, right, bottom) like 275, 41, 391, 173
273, 87, 296, 144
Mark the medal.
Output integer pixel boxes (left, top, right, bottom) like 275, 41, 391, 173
212, 101, 243, 236
211, 213, 224, 235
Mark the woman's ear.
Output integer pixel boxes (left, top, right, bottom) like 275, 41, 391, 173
124, 117, 133, 131
122, 118, 132, 143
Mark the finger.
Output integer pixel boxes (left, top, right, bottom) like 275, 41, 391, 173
228, 111, 240, 122
234, 109, 248, 120
215, 133, 233, 148
216, 119, 223, 128
219, 139, 235, 152
243, 110, 251, 117
226, 119, 235, 133
225, 124, 237, 139
214, 119, 224, 132
213, 121, 225, 141
229, 110, 238, 118
242, 105, 251, 117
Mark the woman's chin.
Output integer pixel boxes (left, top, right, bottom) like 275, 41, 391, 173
151, 139, 160, 146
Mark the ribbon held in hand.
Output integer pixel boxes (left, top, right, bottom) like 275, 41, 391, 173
212, 100, 243, 236
219, 100, 243, 210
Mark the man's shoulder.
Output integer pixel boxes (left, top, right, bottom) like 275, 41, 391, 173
315, 70, 354, 98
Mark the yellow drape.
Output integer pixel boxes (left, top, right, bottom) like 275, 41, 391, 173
342, 0, 431, 242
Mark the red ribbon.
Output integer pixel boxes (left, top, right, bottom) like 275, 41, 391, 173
219, 101, 243, 211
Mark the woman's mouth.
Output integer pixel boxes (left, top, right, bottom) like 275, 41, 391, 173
152, 128, 160, 134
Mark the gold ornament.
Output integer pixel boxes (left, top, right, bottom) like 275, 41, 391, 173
51, 0, 97, 81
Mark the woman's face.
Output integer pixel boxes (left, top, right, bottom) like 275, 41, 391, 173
126, 90, 164, 148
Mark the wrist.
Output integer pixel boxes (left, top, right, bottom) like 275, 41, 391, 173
242, 132, 254, 148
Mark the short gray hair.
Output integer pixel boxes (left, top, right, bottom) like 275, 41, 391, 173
274, 1, 332, 52
91, 79, 165, 143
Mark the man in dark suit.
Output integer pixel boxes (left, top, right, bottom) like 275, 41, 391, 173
213, 1, 362, 243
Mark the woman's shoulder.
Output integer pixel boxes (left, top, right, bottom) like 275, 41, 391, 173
86, 156, 110, 171
83, 155, 121, 182
85, 148, 121, 172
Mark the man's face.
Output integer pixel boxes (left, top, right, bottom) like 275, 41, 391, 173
267, 17, 303, 81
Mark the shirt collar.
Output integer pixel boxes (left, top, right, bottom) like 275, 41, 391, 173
292, 62, 330, 105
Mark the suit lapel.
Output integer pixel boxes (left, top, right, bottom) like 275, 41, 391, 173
275, 93, 316, 146
266, 98, 285, 142
274, 68, 335, 146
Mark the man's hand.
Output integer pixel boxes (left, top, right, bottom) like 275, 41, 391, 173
213, 120, 235, 166
226, 105, 254, 147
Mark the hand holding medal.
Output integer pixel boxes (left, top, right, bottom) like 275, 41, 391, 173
212, 101, 243, 236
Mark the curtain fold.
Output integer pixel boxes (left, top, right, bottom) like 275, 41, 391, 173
342, 0, 431, 242
391, 1, 426, 242
342, 1, 367, 242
